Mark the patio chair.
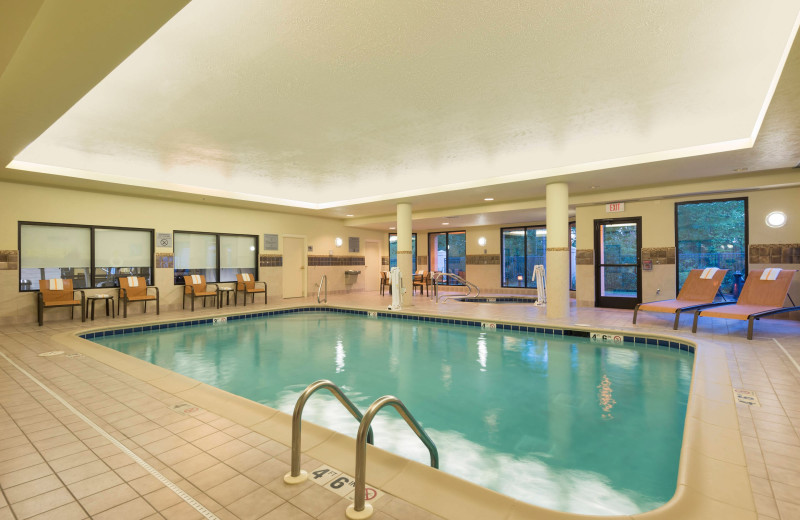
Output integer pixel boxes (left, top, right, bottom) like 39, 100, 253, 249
632, 268, 728, 329
692, 268, 799, 339
380, 271, 392, 296
236, 273, 267, 306
183, 275, 218, 311
37, 278, 85, 326
118, 276, 159, 318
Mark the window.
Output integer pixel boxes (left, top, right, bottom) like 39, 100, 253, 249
675, 198, 747, 296
501, 226, 546, 288
388, 233, 417, 272
428, 231, 465, 284
570, 223, 577, 291
174, 231, 258, 284
19, 222, 153, 291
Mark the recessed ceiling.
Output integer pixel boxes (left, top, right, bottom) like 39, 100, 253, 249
9, 0, 800, 211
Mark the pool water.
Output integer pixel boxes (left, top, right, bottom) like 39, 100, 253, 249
93, 313, 693, 515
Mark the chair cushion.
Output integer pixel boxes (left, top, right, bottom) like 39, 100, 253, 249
127, 295, 157, 301
43, 300, 81, 307
191, 291, 217, 297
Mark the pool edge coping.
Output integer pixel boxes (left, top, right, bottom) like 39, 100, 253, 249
50, 304, 754, 520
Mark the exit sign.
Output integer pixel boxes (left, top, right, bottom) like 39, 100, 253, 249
606, 202, 625, 213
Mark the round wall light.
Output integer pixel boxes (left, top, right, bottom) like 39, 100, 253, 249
765, 211, 786, 228
335, 237, 343, 247
478, 237, 487, 247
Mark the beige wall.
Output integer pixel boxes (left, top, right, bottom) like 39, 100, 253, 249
575, 186, 800, 309
0, 181, 384, 324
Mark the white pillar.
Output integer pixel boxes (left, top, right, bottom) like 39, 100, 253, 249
546, 183, 570, 319
396, 203, 413, 306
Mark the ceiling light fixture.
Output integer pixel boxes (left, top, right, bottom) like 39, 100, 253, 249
442, 222, 449, 225
484, 197, 494, 201
765, 211, 786, 228
389, 226, 396, 230
345, 214, 354, 217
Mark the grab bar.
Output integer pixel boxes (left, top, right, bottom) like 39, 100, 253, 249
346, 395, 438, 519
284, 380, 374, 484
317, 274, 327, 304
431, 272, 481, 303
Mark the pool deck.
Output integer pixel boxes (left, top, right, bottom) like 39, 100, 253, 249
0, 291, 798, 520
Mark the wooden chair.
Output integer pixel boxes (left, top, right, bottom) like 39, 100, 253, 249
692, 269, 799, 339
236, 273, 267, 306
633, 268, 728, 329
380, 271, 392, 295
183, 275, 218, 311
118, 276, 159, 318
37, 279, 85, 326
413, 271, 426, 295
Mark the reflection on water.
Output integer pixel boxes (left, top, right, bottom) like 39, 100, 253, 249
95, 313, 692, 515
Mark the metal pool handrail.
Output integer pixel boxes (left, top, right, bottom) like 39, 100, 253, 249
283, 380, 373, 484
431, 272, 481, 303
346, 395, 438, 519
317, 274, 327, 303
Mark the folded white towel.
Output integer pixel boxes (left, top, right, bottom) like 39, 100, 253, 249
191, 274, 202, 284
241, 273, 251, 282
127, 276, 139, 287
761, 268, 781, 281
700, 267, 719, 280
49, 279, 63, 290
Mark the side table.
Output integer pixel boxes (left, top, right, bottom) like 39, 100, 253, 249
86, 294, 115, 320
217, 287, 235, 309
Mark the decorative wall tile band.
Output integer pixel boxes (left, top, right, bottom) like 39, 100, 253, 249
641, 247, 676, 265
396, 250, 412, 255
307, 255, 366, 266
417, 256, 428, 266
546, 247, 570, 252
466, 255, 501, 265
260, 254, 283, 267
576, 249, 594, 265
749, 243, 800, 264
155, 253, 174, 269
382, 256, 389, 265
0, 250, 18, 270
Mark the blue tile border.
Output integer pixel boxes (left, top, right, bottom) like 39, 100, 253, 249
77, 306, 694, 355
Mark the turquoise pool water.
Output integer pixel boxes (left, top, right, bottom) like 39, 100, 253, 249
93, 312, 692, 515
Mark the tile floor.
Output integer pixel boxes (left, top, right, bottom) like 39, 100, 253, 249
0, 290, 798, 520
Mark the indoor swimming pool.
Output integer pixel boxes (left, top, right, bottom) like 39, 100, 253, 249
90, 310, 694, 515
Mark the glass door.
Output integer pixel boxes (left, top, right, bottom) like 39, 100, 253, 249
428, 231, 466, 284
594, 218, 642, 309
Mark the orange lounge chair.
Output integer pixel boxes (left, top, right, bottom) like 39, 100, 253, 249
633, 268, 728, 329
692, 268, 799, 339
118, 276, 159, 318
380, 271, 391, 296
236, 273, 266, 306
183, 275, 218, 311
37, 278, 85, 326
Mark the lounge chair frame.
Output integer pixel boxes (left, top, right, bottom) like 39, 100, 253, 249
236, 274, 267, 306
183, 276, 218, 311
118, 276, 160, 318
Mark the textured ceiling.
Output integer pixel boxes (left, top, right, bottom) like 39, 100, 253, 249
9, 0, 800, 213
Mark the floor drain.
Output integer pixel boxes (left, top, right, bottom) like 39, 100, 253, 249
38, 351, 64, 357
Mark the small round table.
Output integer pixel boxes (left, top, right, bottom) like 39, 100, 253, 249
86, 294, 115, 320
217, 287, 235, 308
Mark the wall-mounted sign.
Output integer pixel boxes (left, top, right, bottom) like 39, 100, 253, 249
156, 233, 172, 248
606, 202, 625, 213
642, 259, 653, 271
263, 234, 279, 250
349, 237, 360, 253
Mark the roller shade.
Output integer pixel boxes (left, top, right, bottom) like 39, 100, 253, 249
220, 235, 256, 269
20, 225, 90, 268
174, 233, 216, 269
95, 228, 151, 266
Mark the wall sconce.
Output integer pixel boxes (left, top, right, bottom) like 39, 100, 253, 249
478, 237, 487, 247
765, 211, 786, 228
335, 237, 343, 247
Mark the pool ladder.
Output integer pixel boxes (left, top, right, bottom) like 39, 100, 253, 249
284, 379, 439, 519
431, 272, 481, 303
317, 274, 327, 303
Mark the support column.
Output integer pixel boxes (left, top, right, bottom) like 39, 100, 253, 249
546, 182, 570, 319
396, 203, 413, 306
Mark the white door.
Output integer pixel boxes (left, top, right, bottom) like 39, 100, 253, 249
365, 241, 380, 292
283, 236, 305, 298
